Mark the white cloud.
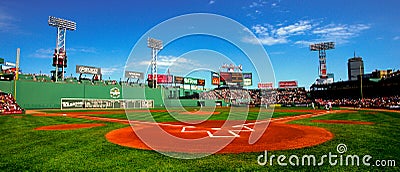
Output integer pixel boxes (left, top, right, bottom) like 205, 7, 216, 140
244, 0, 287, 19
136, 55, 205, 73
245, 20, 313, 46
276, 20, 312, 36
242, 36, 288, 46
68, 47, 97, 53
244, 0, 269, 19
209, 0, 215, 4
312, 23, 370, 44
101, 66, 121, 76
252, 24, 269, 35
0, 10, 17, 33
393, 36, 400, 40
31, 47, 97, 58
138, 55, 179, 67
246, 21, 370, 46
249, 1, 265, 8
294, 40, 315, 47
31, 48, 53, 58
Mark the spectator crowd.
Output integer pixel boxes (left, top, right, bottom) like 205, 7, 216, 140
200, 87, 400, 110
200, 87, 309, 106
0, 92, 23, 114
316, 96, 400, 109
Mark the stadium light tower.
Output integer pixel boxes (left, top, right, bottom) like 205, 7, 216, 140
48, 16, 76, 82
147, 38, 163, 88
310, 42, 335, 79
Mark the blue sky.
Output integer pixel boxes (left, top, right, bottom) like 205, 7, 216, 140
0, 0, 399, 88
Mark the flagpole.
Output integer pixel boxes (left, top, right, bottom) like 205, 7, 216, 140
360, 65, 363, 100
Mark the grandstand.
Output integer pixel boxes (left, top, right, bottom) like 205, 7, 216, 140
310, 70, 400, 109
200, 87, 309, 107
321, 96, 400, 109
0, 92, 23, 114
311, 70, 400, 99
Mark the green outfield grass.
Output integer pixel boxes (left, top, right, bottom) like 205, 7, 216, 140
0, 109, 398, 171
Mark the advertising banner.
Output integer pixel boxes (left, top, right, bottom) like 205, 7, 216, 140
211, 72, 220, 85
184, 77, 197, 85
125, 71, 144, 79
278, 81, 298, 88
258, 82, 273, 89
243, 73, 252, 86
76, 65, 101, 75
212, 77, 220, 85
174, 76, 184, 84
197, 79, 205, 86
61, 99, 154, 109
147, 74, 173, 84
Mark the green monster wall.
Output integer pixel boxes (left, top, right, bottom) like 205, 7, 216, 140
0, 80, 205, 109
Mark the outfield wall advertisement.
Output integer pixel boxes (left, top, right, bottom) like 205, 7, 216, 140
4, 80, 209, 109
61, 98, 154, 109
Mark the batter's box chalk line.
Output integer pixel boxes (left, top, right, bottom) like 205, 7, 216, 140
180, 123, 256, 138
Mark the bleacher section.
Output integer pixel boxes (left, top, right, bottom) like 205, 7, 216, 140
200, 87, 309, 106
0, 92, 23, 114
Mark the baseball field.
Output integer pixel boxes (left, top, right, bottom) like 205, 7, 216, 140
0, 107, 398, 171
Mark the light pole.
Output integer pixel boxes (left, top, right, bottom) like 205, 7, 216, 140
147, 38, 163, 88
310, 42, 335, 81
48, 16, 76, 82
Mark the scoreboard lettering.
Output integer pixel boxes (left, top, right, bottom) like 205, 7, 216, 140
231, 72, 243, 83
212, 72, 252, 86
